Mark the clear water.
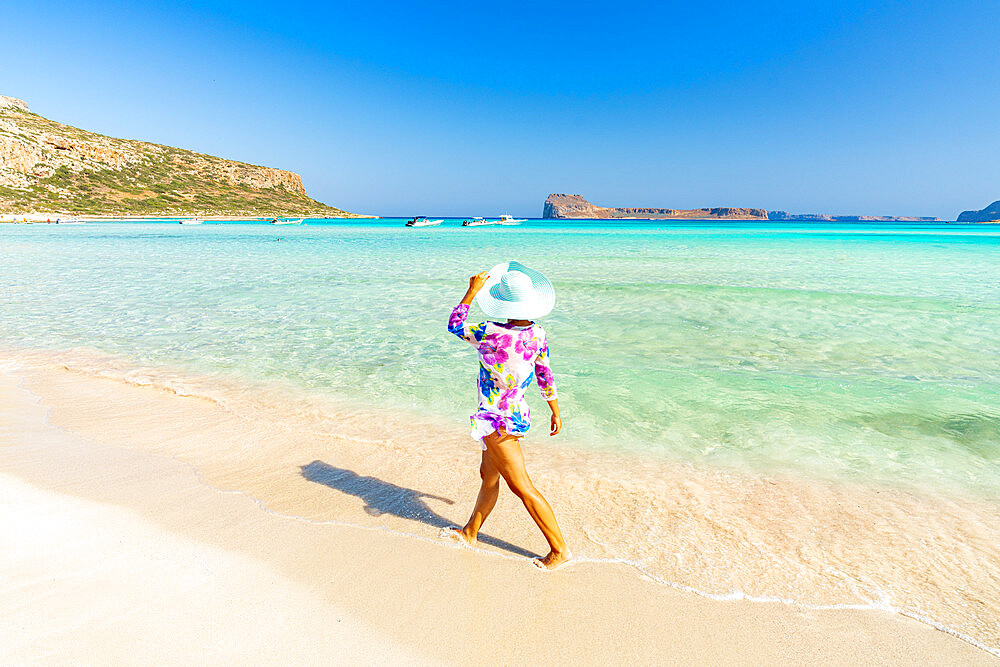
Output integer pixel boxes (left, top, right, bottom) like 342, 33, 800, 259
3, 219, 999, 497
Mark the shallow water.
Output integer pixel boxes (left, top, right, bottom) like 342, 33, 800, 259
3, 219, 998, 497
3, 218, 1000, 653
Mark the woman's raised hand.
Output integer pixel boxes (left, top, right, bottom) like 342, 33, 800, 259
468, 271, 489, 294
460, 271, 489, 306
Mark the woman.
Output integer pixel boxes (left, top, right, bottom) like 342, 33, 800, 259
443, 261, 571, 570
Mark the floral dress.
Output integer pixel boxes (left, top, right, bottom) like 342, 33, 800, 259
448, 303, 557, 448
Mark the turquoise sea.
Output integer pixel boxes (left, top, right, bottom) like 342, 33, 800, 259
5, 218, 1000, 652
2, 219, 999, 499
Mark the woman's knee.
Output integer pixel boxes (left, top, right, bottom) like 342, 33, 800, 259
479, 461, 500, 484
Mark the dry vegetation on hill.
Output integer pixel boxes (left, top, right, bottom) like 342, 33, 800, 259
0, 96, 360, 217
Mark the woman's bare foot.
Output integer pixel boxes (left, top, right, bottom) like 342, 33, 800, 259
532, 550, 572, 570
439, 526, 477, 546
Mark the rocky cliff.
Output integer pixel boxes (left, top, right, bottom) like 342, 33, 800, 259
542, 194, 767, 220
957, 201, 1000, 223
0, 95, 360, 217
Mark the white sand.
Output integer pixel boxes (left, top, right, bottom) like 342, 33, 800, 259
0, 473, 423, 665
1, 364, 995, 665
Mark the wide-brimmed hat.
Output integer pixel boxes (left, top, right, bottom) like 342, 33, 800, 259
476, 261, 555, 320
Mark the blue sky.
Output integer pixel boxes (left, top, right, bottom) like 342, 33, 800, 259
2, 0, 998, 217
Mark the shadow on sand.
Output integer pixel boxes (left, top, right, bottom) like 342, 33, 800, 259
301, 460, 538, 558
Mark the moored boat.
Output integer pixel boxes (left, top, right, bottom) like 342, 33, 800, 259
406, 216, 444, 227
179, 218, 204, 225
270, 218, 304, 225
498, 214, 525, 225
462, 217, 497, 227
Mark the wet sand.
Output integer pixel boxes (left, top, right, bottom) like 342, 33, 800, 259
1, 361, 997, 664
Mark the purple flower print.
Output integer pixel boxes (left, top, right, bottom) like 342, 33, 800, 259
497, 385, 519, 411
448, 304, 470, 329
514, 331, 538, 360
536, 365, 554, 390
479, 332, 512, 366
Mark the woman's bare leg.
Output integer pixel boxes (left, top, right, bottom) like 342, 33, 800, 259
485, 430, 570, 568
455, 450, 501, 544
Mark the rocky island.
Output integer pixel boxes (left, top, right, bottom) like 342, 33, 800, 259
0, 94, 361, 217
957, 201, 1000, 223
543, 194, 767, 220
543, 194, 941, 222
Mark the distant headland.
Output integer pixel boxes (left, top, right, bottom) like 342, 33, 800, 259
0, 94, 365, 218
542, 194, 942, 222
957, 201, 1000, 223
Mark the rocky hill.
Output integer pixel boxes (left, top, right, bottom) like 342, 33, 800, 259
543, 194, 767, 220
957, 201, 1000, 223
542, 194, 940, 222
0, 95, 360, 217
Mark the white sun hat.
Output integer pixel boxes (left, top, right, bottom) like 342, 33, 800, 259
476, 261, 555, 320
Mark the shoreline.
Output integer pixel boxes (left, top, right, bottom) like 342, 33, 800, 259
0, 213, 380, 222
1, 362, 996, 663
1, 347, 998, 660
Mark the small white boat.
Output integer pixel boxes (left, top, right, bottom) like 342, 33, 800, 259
179, 218, 204, 225
57, 219, 87, 225
462, 217, 497, 227
498, 214, 525, 225
405, 216, 444, 227
270, 218, 304, 225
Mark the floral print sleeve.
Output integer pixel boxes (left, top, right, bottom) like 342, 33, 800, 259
534, 334, 558, 400
448, 303, 487, 345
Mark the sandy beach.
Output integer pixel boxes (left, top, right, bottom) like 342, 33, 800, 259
1, 359, 995, 665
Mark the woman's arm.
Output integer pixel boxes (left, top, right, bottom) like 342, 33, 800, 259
447, 271, 490, 344
535, 335, 560, 435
